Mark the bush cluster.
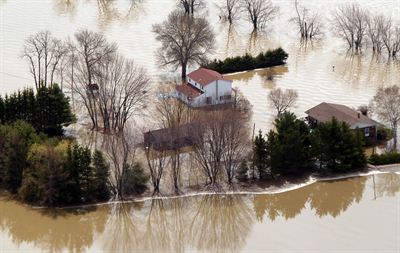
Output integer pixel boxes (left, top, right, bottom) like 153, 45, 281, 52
369, 152, 400, 165
0, 121, 111, 206
205, 48, 289, 74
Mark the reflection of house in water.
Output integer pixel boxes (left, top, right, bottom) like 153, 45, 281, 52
305, 102, 380, 142
175, 68, 234, 107
143, 124, 198, 151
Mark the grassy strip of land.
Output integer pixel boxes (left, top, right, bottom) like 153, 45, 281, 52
369, 152, 400, 165
204, 47, 288, 74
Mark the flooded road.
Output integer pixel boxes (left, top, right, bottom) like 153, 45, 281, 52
1, 0, 400, 132
1, 173, 399, 252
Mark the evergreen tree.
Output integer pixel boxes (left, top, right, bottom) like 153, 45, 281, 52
253, 130, 268, 179
92, 150, 111, 201
310, 118, 367, 173
1, 85, 74, 136
268, 112, 311, 177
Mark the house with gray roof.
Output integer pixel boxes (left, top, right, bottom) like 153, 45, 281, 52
305, 102, 380, 141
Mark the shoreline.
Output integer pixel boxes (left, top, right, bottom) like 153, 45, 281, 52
25, 163, 400, 211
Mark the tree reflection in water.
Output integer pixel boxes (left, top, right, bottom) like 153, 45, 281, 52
374, 173, 400, 198
254, 176, 368, 220
1, 174, 399, 252
53, 0, 144, 24
0, 200, 108, 252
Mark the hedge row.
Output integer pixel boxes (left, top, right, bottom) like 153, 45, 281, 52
369, 152, 400, 165
205, 47, 289, 74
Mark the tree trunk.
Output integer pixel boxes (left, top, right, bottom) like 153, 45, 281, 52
181, 62, 187, 79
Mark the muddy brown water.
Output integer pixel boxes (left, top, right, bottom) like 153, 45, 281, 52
1, 0, 400, 133
0, 173, 399, 252
1, 1, 400, 252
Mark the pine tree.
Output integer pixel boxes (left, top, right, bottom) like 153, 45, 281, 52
268, 112, 311, 177
310, 118, 367, 173
92, 150, 111, 201
253, 130, 268, 179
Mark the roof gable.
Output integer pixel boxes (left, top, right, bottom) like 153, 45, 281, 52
305, 102, 379, 128
187, 68, 232, 86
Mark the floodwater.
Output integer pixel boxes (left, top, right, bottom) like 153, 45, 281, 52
1, 1, 400, 252
1, 173, 399, 252
1, 0, 400, 132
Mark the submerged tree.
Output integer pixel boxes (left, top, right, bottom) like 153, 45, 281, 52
192, 107, 250, 187
72, 29, 117, 129
178, 0, 205, 15
292, 0, 323, 39
93, 54, 149, 133
369, 85, 400, 150
153, 10, 215, 78
154, 85, 192, 193
268, 88, 298, 116
219, 0, 241, 24
332, 4, 368, 50
240, 0, 279, 31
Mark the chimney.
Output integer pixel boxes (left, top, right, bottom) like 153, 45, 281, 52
357, 112, 360, 118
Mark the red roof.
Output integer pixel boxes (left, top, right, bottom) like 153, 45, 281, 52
187, 68, 232, 86
176, 82, 203, 99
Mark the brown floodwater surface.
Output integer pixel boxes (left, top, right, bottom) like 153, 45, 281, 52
1, 0, 400, 133
0, 173, 399, 252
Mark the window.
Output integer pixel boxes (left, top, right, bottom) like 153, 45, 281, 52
364, 127, 370, 137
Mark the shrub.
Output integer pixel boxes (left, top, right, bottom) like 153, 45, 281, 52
369, 152, 400, 165
122, 162, 149, 196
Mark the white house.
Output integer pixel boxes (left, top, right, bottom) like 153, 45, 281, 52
175, 68, 233, 107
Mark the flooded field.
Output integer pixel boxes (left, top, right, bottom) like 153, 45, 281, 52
1, 173, 399, 252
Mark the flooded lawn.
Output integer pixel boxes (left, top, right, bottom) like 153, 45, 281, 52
0, 173, 399, 252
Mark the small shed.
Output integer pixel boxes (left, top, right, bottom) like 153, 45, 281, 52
143, 124, 198, 151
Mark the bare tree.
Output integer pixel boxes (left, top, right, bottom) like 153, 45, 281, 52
332, 4, 368, 50
240, 0, 279, 31
219, 0, 240, 24
144, 146, 169, 196
103, 130, 139, 200
221, 109, 250, 184
191, 110, 226, 188
268, 88, 298, 115
154, 85, 192, 193
369, 85, 400, 150
291, 0, 323, 39
94, 54, 149, 133
366, 14, 385, 53
381, 17, 400, 57
153, 10, 215, 78
192, 106, 251, 188
178, 0, 205, 15
72, 29, 117, 129
22, 31, 68, 91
